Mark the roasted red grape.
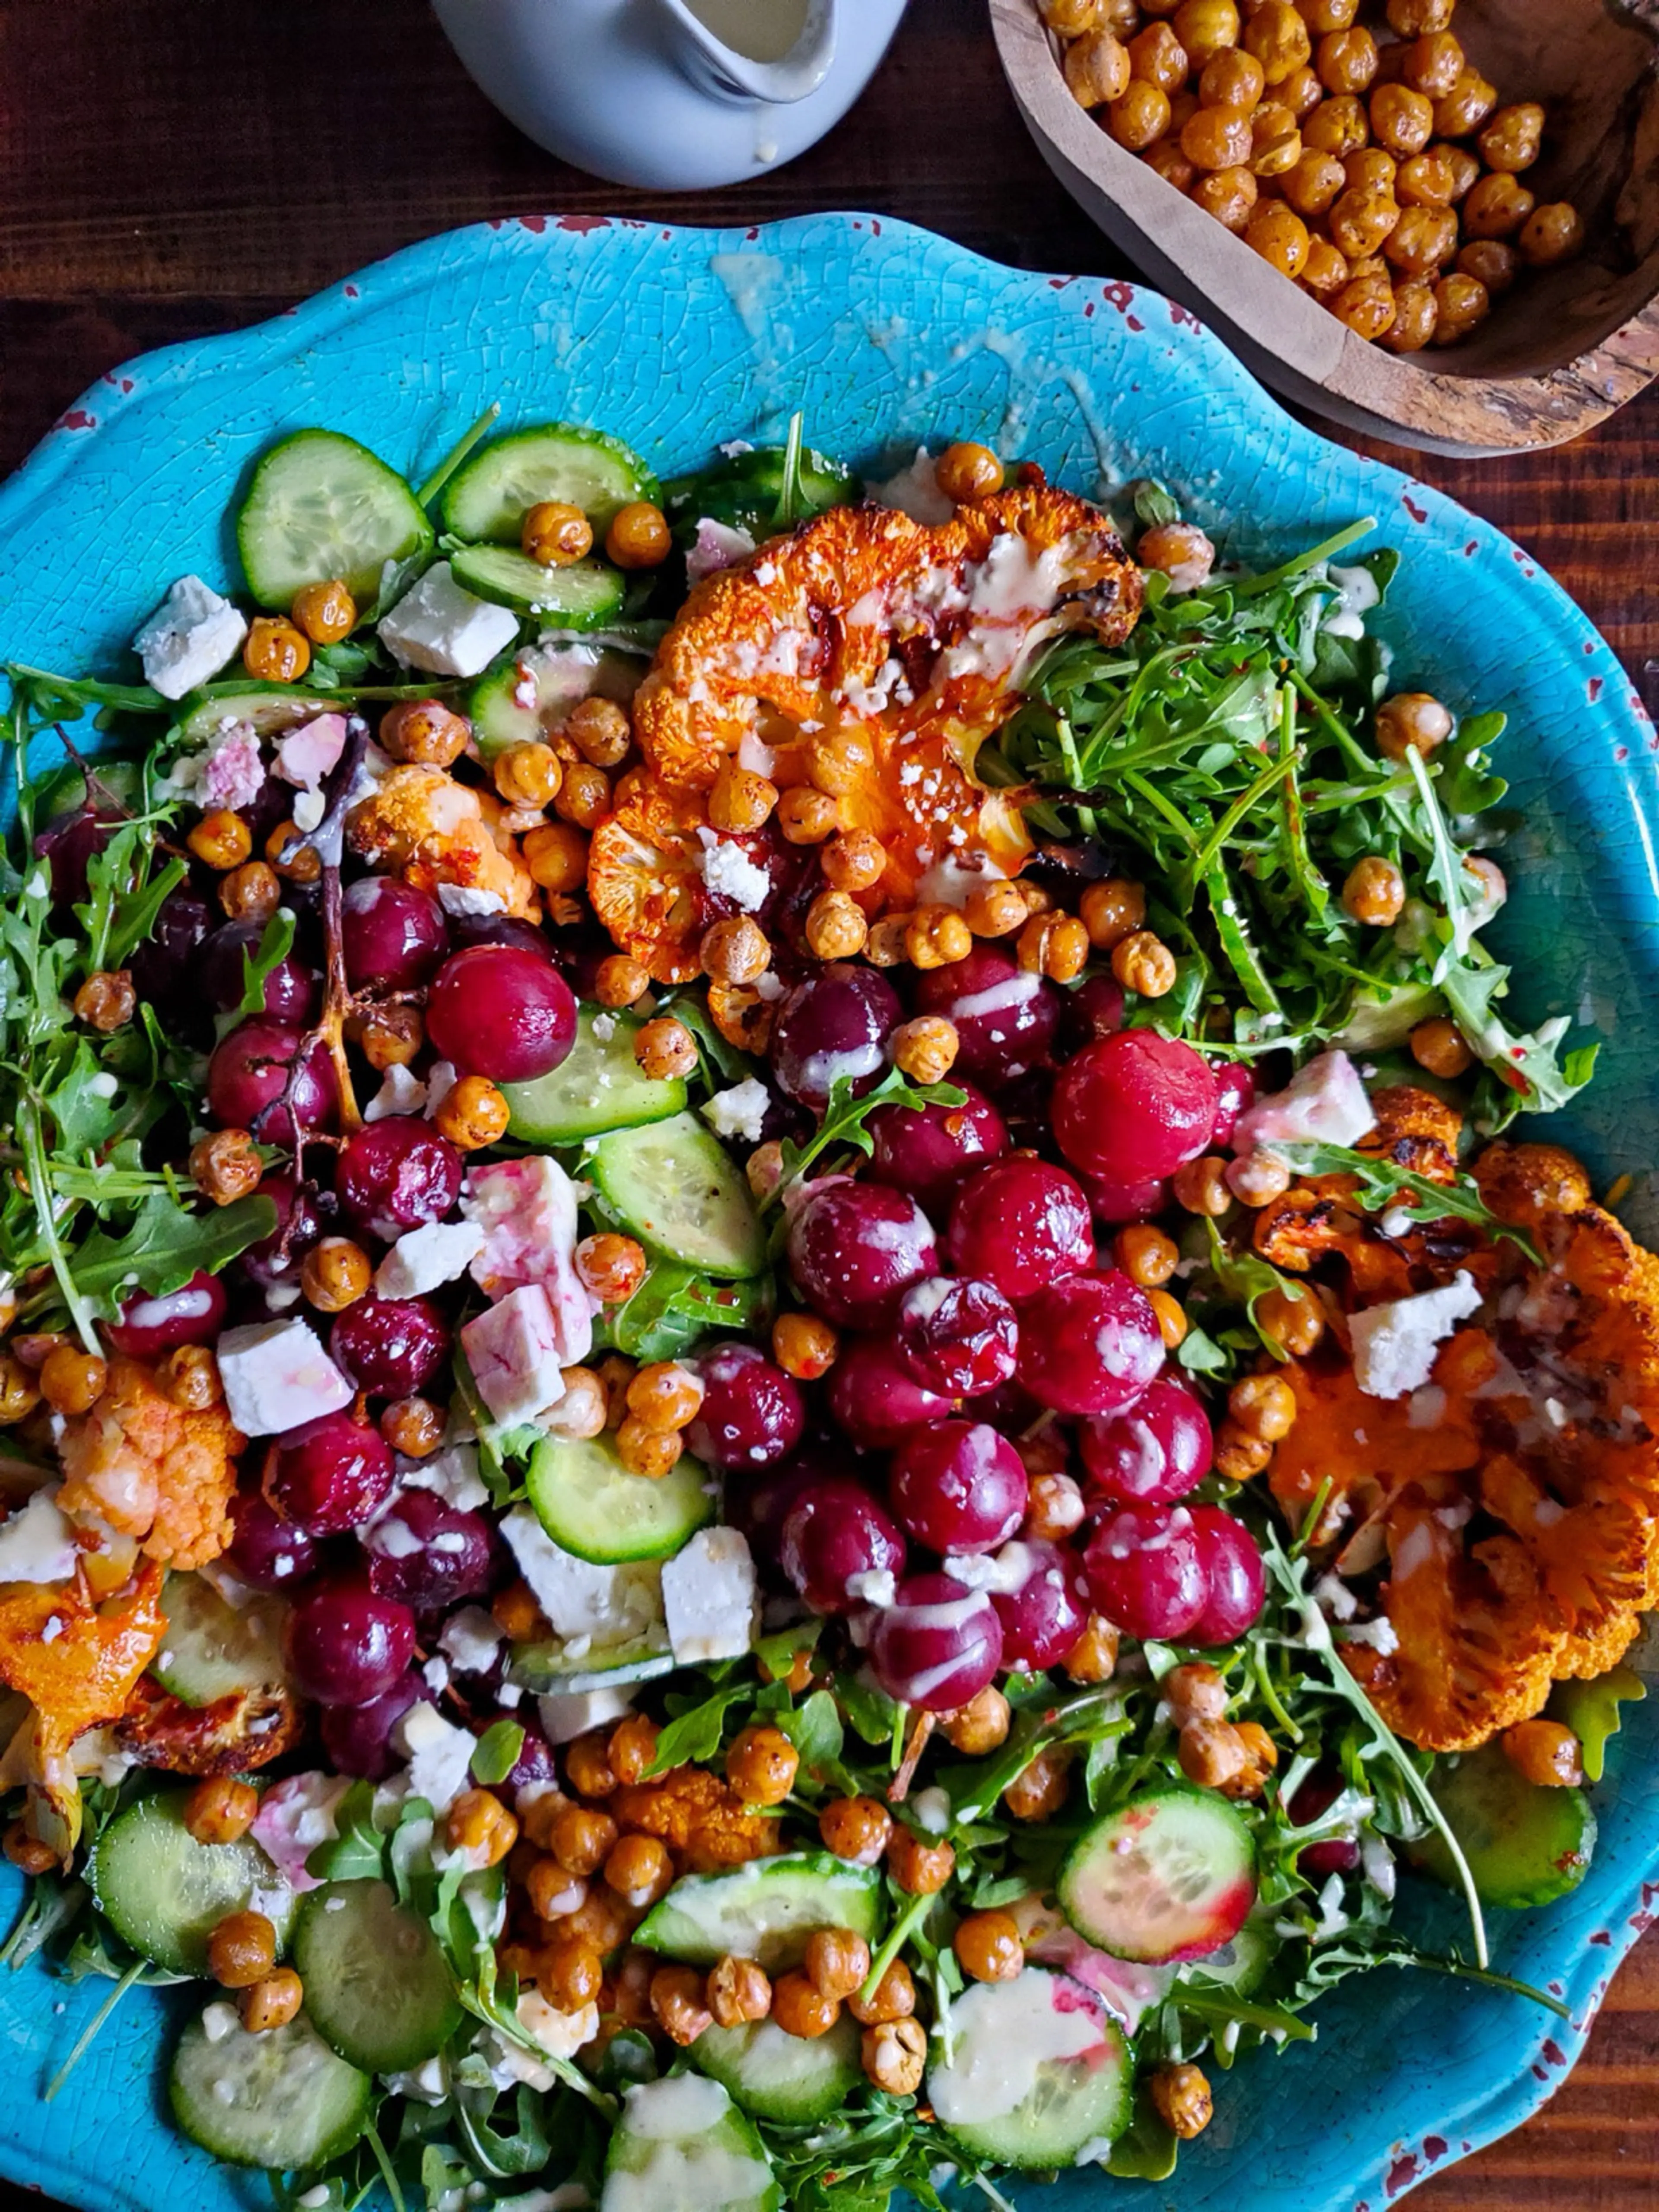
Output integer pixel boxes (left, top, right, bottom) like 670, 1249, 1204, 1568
331, 1295, 451, 1399
826, 1335, 954, 1450
896, 1276, 1019, 1398
426, 944, 577, 1082
779, 1479, 908, 1615
1052, 1031, 1219, 1183
340, 876, 449, 991
945, 1156, 1093, 1303
890, 1419, 1029, 1555
1185, 1507, 1265, 1645
105, 1270, 226, 1359
1082, 1503, 1208, 1641
335, 1117, 463, 1242
786, 1181, 937, 1329
866, 1081, 1009, 1210
1016, 1270, 1165, 1417
286, 1575, 416, 1704
770, 964, 900, 1108
207, 1018, 337, 1138
687, 1341, 804, 1470
913, 947, 1061, 1087
265, 1411, 396, 1536
1079, 1377, 1213, 1505
990, 1539, 1087, 1672
867, 1572, 1004, 1710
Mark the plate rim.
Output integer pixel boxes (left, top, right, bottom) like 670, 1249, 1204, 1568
0, 208, 1653, 2212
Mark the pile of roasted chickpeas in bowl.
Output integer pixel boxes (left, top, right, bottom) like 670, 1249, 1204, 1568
1041, 0, 1584, 350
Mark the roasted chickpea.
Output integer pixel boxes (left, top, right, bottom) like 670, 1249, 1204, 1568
1479, 100, 1544, 174
939, 1683, 1012, 1755
1042, 0, 1106, 27
1462, 173, 1533, 244
1410, 1015, 1473, 1076
1299, 235, 1353, 295
522, 820, 589, 893
1519, 201, 1583, 267
1303, 91, 1367, 155
1502, 1717, 1585, 1787
1316, 25, 1374, 94
651, 1963, 713, 2046
615, 1417, 683, 1478
962, 877, 1030, 937
1066, 28, 1134, 105
1282, 147, 1346, 216
244, 617, 310, 684
1433, 67, 1496, 139
1242, 0, 1309, 82
862, 2016, 927, 2094
772, 1970, 841, 2040
1295, 0, 1357, 31
1329, 184, 1400, 260
1440, 140, 1480, 197
1280, 61, 1323, 117
847, 1957, 918, 2029
727, 1725, 800, 1807
634, 1016, 698, 1081
241, 1969, 304, 2035
381, 698, 469, 768
184, 1776, 260, 1846
1112, 928, 1179, 996
1174, 0, 1239, 67
1004, 1745, 1074, 1822
1179, 1715, 1251, 1787
1229, 1370, 1299, 1441
906, 904, 973, 970
1249, 101, 1301, 175
1344, 143, 1397, 192
565, 1727, 620, 1799
1167, 86, 1200, 133
1172, 1153, 1232, 1215
1182, 102, 1255, 168
1112, 78, 1174, 147
538, 1939, 603, 2012
1370, 81, 1434, 156
820, 1795, 893, 1867
594, 953, 649, 1009
492, 740, 563, 809
1245, 198, 1311, 275
954, 1911, 1025, 1984
521, 500, 593, 565
566, 694, 633, 768
1227, 1150, 1290, 1207
707, 1953, 773, 2028
435, 1073, 511, 1152
1456, 237, 1519, 292
1376, 689, 1452, 759
577, 1232, 651, 1308
1376, 276, 1437, 349
1126, 20, 1188, 94
1150, 1287, 1189, 1347
292, 578, 356, 644
1076, 877, 1144, 952
208, 1910, 277, 1989
219, 860, 282, 924
1113, 1222, 1179, 1288
886, 1824, 956, 1894
1395, 145, 1456, 206
606, 501, 672, 569
892, 1012, 962, 1083
1065, 1613, 1122, 1685
446, 1787, 519, 1867
805, 887, 868, 961
1152, 2061, 1214, 2138
1386, 0, 1452, 31
604, 1833, 674, 1908
804, 1926, 871, 2002
1384, 203, 1457, 276
1342, 854, 1406, 924
188, 810, 253, 870
1399, 29, 1462, 96
1020, 1469, 1084, 1545
1258, 1282, 1325, 1354
607, 1712, 660, 1784
1197, 46, 1263, 105
772, 1310, 839, 1381
1166, 1660, 1230, 1721
1143, 133, 1197, 185
776, 785, 839, 844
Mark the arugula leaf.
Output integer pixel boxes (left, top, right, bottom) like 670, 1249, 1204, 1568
835, 1667, 901, 1749
470, 1720, 525, 1788
1201, 1219, 1310, 1362
646, 1682, 752, 1774
775, 1689, 844, 1774
1267, 1139, 1541, 1263
592, 1258, 773, 1364
67, 1190, 277, 1316
238, 907, 298, 1017
770, 1066, 967, 1203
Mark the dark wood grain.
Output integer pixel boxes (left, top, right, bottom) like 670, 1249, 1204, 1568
0, 1, 1655, 2204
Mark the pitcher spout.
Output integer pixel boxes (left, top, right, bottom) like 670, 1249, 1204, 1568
653, 0, 836, 104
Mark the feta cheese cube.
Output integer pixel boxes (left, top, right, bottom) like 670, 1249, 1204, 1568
661, 1528, 758, 1665
502, 1506, 662, 1643
216, 1319, 352, 1438
437, 882, 506, 918
274, 713, 349, 791
133, 575, 248, 700
402, 1441, 489, 1512
1351, 1271, 1483, 1400
366, 1064, 428, 1122
250, 1771, 348, 1892
377, 561, 519, 679
394, 1699, 478, 1814
1233, 1048, 1376, 1156
464, 1155, 595, 1365
701, 1078, 770, 1145
374, 1219, 487, 1301
0, 1485, 78, 1584
439, 1604, 505, 1678
537, 1684, 636, 1745
461, 1286, 568, 1425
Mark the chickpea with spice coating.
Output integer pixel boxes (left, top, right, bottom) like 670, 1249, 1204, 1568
241, 1969, 304, 2035
1249, 103, 1302, 178
1026, 1469, 1087, 1542
1182, 105, 1255, 170
521, 500, 593, 566
727, 1724, 799, 1806
615, 1418, 683, 1478
1502, 1717, 1585, 1787
1214, 1419, 1274, 1479
1117, 1222, 1180, 1286
189, 1129, 262, 1206
863, 2017, 927, 2095
848, 1958, 917, 2028
208, 1910, 277, 1989
1342, 855, 1406, 926
1242, 0, 1309, 83
160, 1345, 223, 1413
773, 1310, 839, 1380
964, 877, 1029, 937
244, 618, 310, 684
492, 741, 563, 809
1385, 205, 1457, 277
1458, 238, 1519, 293
549, 1803, 618, 1878
1395, 146, 1456, 207
1283, 149, 1346, 216
892, 1015, 960, 1084
606, 501, 671, 569
184, 1777, 258, 1846
538, 1940, 603, 2013
776, 786, 838, 844
1018, 910, 1090, 982
1198, 47, 1263, 105
626, 1360, 703, 1432
1479, 101, 1545, 174
1246, 200, 1311, 276
604, 1833, 674, 1907
1042, 0, 1105, 29
1080, 877, 1147, 949
575, 1233, 648, 1305
634, 1016, 697, 1081
1151, 1288, 1190, 1347
805, 888, 869, 960
1115, 82, 1176, 149
940, 1684, 1011, 1755
1065, 29, 1133, 106
1174, 0, 1239, 68
1112, 928, 1178, 997
1172, 1154, 1231, 1215
1192, 165, 1259, 230
1379, 280, 1439, 350
805, 1927, 871, 2001
219, 860, 282, 924
1303, 92, 1367, 156
1520, 203, 1584, 267
1281, 62, 1323, 119
1300, 236, 1353, 296
906, 904, 973, 970
820, 1796, 893, 1867
1129, 20, 1188, 92
435, 1074, 512, 1151
1411, 1015, 1473, 1076
1152, 2062, 1214, 2138
381, 1394, 445, 1456
1377, 690, 1452, 759
1433, 67, 1495, 139
1432, 270, 1491, 343
708, 1954, 772, 2028
1229, 1371, 1298, 1441
188, 811, 253, 870
886, 1825, 956, 1893
651, 1964, 713, 2046
772, 1971, 841, 2040
301, 1238, 372, 1313
1316, 25, 1375, 95
1227, 1150, 1291, 1206
1179, 1716, 1251, 1787
446, 1787, 518, 1866
1329, 186, 1400, 262
955, 1911, 1026, 1984
523, 822, 588, 894
1004, 1746, 1074, 1821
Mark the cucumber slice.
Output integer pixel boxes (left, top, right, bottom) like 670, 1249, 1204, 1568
601, 2074, 780, 2212
92, 1788, 294, 1975
635, 1853, 884, 1973
1179, 1914, 1271, 1996
237, 430, 432, 609
170, 2007, 371, 2170
175, 689, 337, 746
442, 424, 658, 543
152, 1572, 289, 1709
502, 1007, 687, 1145
292, 1878, 463, 2073
525, 1429, 714, 1565
588, 1112, 766, 1279
1058, 1788, 1256, 1964
508, 1634, 675, 1697
692, 2012, 862, 2124
928, 1968, 1133, 2171
469, 637, 651, 761
450, 545, 626, 626
1409, 1742, 1597, 1910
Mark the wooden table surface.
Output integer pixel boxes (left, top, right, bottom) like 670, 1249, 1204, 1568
0, 0, 1655, 2203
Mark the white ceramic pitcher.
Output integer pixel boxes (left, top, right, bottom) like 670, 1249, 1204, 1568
432, 0, 910, 191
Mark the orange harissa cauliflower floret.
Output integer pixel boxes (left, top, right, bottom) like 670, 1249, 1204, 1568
590, 479, 1143, 982
1269, 1132, 1659, 1751
347, 762, 538, 919
56, 1355, 245, 1570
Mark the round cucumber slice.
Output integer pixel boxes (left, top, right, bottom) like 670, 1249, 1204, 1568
525, 1429, 713, 1565
152, 1571, 289, 1709
293, 1878, 462, 2074
1410, 1742, 1597, 1910
174, 689, 337, 746
636, 1853, 885, 1973
928, 1968, 1132, 2171
502, 1007, 686, 1145
468, 637, 650, 761
237, 429, 432, 609
692, 2012, 862, 2124
441, 423, 657, 542
171, 2007, 371, 2170
92, 1789, 294, 1975
507, 1635, 675, 1697
588, 1111, 766, 1279
1178, 1914, 1272, 1996
1058, 1787, 1256, 1964
450, 544, 626, 626
604, 2074, 781, 2212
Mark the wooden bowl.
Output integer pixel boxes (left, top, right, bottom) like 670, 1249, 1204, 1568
992, 0, 1659, 455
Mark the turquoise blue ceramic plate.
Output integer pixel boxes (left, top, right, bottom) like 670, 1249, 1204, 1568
0, 213, 1656, 2212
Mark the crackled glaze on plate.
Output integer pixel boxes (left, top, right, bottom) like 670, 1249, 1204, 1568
0, 213, 1655, 2212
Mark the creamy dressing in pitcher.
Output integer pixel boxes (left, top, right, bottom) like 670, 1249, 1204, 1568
686, 0, 810, 63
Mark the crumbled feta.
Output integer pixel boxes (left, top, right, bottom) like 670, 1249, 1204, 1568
1339, 1615, 1401, 1654
591, 1012, 617, 1043
382, 2056, 448, 2104
292, 788, 327, 833
845, 1567, 896, 1609
464, 1155, 594, 1365
695, 828, 771, 913
274, 712, 348, 791
502, 1507, 663, 1643
661, 1527, 758, 1665
133, 575, 248, 699
461, 1286, 569, 1426
201, 2000, 241, 2045
403, 1442, 489, 1512
482, 1990, 599, 2090
425, 1060, 459, 1118
0, 1485, 78, 1585
1233, 1048, 1376, 1156
686, 517, 757, 584
1351, 1272, 1483, 1400
378, 561, 520, 679
216, 1318, 353, 1437
423, 1655, 451, 1696
537, 1683, 636, 1745
375, 1218, 487, 1301
700, 1078, 770, 1145
251, 1772, 348, 1892
365, 1063, 429, 1121
438, 882, 506, 918
394, 1699, 478, 1814
439, 1605, 505, 1677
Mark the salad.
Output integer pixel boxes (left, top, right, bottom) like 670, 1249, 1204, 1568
0, 404, 1650, 2212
